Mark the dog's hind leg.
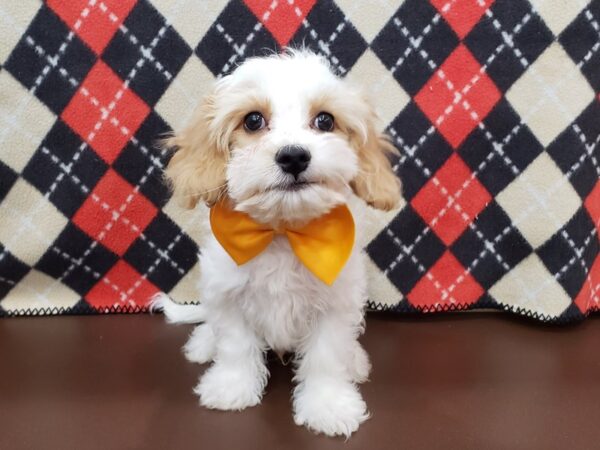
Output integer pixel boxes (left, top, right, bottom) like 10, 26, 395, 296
348, 340, 371, 384
183, 323, 216, 364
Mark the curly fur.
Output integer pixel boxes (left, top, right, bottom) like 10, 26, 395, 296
151, 49, 401, 438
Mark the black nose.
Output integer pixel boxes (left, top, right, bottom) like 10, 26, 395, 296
275, 145, 311, 178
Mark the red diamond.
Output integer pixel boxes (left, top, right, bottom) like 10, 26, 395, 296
86, 260, 159, 309
584, 180, 600, 235
244, 0, 316, 46
73, 169, 158, 256
407, 250, 484, 309
62, 61, 150, 164
430, 0, 495, 39
48, 0, 136, 55
574, 256, 600, 314
411, 154, 491, 245
415, 44, 501, 149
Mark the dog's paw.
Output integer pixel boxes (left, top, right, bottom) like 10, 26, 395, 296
293, 380, 369, 437
183, 324, 216, 364
349, 342, 371, 384
195, 364, 263, 411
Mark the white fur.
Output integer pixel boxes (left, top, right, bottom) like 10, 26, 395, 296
223, 53, 361, 226
150, 294, 206, 324
156, 237, 371, 436
156, 50, 391, 438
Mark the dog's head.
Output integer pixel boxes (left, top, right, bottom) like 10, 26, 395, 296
165, 49, 402, 225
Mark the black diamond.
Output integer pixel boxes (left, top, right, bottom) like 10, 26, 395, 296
35, 223, 118, 296
102, 0, 192, 106
0, 246, 31, 299
459, 99, 544, 196
465, 0, 553, 92
451, 202, 533, 289
71, 299, 96, 314
123, 212, 198, 292
537, 208, 599, 298
388, 102, 453, 200
558, 302, 586, 323
547, 101, 600, 199
372, 0, 458, 95
0, 161, 18, 203
367, 205, 445, 295
289, 0, 367, 75
560, 1, 600, 92
22, 120, 108, 217
113, 112, 171, 208
196, 0, 278, 77
5, 5, 96, 114
472, 293, 501, 310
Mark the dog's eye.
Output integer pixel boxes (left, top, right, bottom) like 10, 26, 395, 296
313, 112, 334, 132
244, 112, 266, 132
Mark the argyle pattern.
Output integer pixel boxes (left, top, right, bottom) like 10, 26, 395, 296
0, 0, 598, 322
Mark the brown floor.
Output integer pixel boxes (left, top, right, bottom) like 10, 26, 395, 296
0, 313, 599, 450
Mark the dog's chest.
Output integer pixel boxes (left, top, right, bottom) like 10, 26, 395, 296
239, 237, 329, 351
202, 235, 363, 353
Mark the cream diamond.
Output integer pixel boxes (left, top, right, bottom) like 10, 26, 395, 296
496, 153, 581, 249
0, 71, 56, 172
151, 0, 226, 48
0, 179, 67, 265
506, 43, 594, 147
155, 57, 215, 130
0, 1, 41, 64
336, 0, 405, 43
528, 0, 588, 36
349, 193, 404, 248
348, 49, 410, 127
163, 199, 210, 246
167, 262, 202, 304
490, 254, 571, 318
1, 270, 80, 313
366, 257, 404, 307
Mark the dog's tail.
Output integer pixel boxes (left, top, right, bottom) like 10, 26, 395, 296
149, 293, 206, 324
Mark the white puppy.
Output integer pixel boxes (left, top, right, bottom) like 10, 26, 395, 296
152, 49, 401, 437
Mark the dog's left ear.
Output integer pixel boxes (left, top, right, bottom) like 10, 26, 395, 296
350, 119, 402, 211
162, 82, 232, 209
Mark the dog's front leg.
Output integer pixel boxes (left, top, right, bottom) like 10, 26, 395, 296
194, 309, 268, 411
292, 312, 369, 437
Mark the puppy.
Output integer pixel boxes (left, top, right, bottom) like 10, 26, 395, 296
152, 49, 402, 437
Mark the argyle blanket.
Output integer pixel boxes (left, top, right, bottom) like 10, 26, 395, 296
0, 0, 599, 322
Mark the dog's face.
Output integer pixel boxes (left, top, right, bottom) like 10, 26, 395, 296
166, 50, 401, 225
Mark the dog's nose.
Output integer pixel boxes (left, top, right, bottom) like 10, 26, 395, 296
275, 145, 311, 178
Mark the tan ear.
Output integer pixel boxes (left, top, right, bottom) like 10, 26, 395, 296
162, 94, 228, 209
351, 125, 402, 211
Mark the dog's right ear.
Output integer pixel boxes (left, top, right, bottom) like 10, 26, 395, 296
162, 90, 229, 209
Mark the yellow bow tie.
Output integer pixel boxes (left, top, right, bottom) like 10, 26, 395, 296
209, 202, 355, 285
